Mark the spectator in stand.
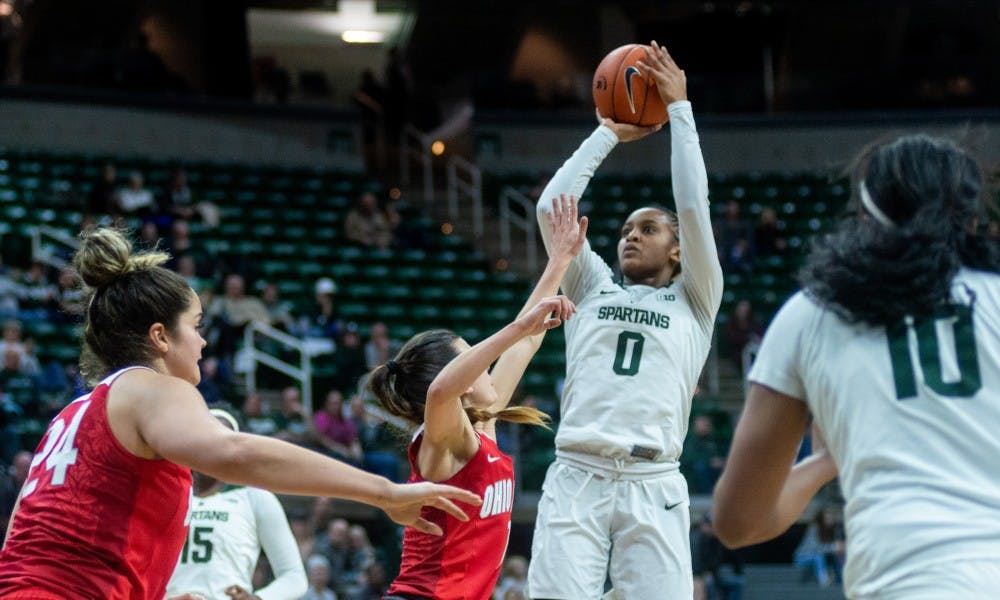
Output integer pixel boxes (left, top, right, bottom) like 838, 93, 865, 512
0, 320, 39, 376
137, 221, 160, 250
332, 324, 368, 395
116, 170, 156, 219
493, 555, 528, 600
165, 219, 211, 278
289, 511, 318, 561
0, 347, 39, 419
682, 414, 726, 494
160, 168, 220, 229
87, 162, 119, 219
175, 255, 211, 294
242, 391, 280, 437
52, 266, 85, 323
208, 273, 271, 360
1, 451, 31, 532
195, 356, 224, 405
794, 505, 846, 587
344, 191, 395, 249
312, 389, 363, 465
717, 200, 755, 273
304, 278, 342, 340
0, 256, 19, 319
724, 299, 765, 370
348, 394, 400, 482
273, 386, 309, 445
262, 282, 296, 333
19, 262, 56, 316
363, 321, 401, 371
345, 525, 376, 584
313, 518, 350, 591
302, 554, 339, 600
344, 561, 388, 600
691, 513, 744, 600
753, 207, 787, 257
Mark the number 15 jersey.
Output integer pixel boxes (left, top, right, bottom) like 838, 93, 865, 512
0, 367, 192, 600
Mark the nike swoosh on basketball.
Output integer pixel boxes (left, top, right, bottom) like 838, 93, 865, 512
624, 66, 641, 114
664, 501, 684, 511
487, 455, 501, 463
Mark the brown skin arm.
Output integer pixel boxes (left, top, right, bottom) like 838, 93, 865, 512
712, 383, 839, 547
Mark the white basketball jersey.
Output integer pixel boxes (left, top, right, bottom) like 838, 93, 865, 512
166, 486, 306, 600
750, 268, 1000, 597
536, 102, 722, 471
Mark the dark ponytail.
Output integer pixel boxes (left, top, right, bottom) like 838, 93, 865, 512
366, 329, 550, 428
800, 134, 1000, 328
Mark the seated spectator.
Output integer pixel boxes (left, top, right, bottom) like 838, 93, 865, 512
753, 207, 787, 256
302, 554, 339, 600
165, 219, 212, 278
343, 191, 395, 249
303, 278, 342, 340
160, 168, 220, 228
196, 356, 225, 405
349, 394, 400, 482
724, 299, 764, 370
363, 321, 401, 371
273, 386, 309, 444
87, 162, 119, 219
1, 451, 31, 529
794, 505, 846, 587
116, 170, 156, 218
0, 257, 19, 319
261, 282, 296, 333
19, 262, 57, 316
137, 220, 160, 251
344, 525, 376, 587
289, 511, 317, 561
344, 561, 388, 600
242, 391, 280, 437
682, 414, 726, 494
208, 273, 271, 360
717, 200, 755, 273
313, 518, 350, 589
52, 267, 85, 323
331, 323, 367, 394
0, 347, 40, 419
175, 255, 212, 294
494, 555, 528, 600
691, 513, 744, 600
312, 389, 363, 464
0, 320, 40, 376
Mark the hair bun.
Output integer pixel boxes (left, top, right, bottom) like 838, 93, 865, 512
74, 228, 169, 288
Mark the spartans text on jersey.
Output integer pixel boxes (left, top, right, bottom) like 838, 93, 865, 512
597, 306, 671, 329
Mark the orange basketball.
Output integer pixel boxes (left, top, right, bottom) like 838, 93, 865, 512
592, 44, 668, 126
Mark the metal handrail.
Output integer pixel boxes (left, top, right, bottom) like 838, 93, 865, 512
499, 186, 538, 273
400, 124, 433, 200
243, 321, 314, 416
31, 225, 80, 269
446, 154, 483, 237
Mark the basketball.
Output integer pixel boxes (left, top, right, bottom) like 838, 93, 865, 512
592, 44, 668, 126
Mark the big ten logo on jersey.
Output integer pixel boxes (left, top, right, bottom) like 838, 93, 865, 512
479, 478, 513, 519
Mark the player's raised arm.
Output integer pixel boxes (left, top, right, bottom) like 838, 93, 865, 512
641, 41, 723, 326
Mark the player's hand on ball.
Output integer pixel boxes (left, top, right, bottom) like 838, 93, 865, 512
596, 108, 662, 142
638, 40, 687, 105
381, 481, 482, 536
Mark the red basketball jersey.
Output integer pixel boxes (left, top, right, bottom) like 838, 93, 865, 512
0, 367, 192, 600
388, 428, 515, 600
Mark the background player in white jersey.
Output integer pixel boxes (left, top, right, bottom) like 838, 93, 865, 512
527, 42, 723, 600
167, 408, 307, 600
712, 133, 1000, 598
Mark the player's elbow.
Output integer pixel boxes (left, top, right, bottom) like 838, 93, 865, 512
711, 496, 762, 548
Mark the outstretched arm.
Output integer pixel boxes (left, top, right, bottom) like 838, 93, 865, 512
128, 374, 481, 536
490, 195, 587, 407
641, 41, 723, 326
711, 384, 838, 548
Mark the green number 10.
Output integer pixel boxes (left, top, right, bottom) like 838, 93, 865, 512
887, 304, 981, 400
